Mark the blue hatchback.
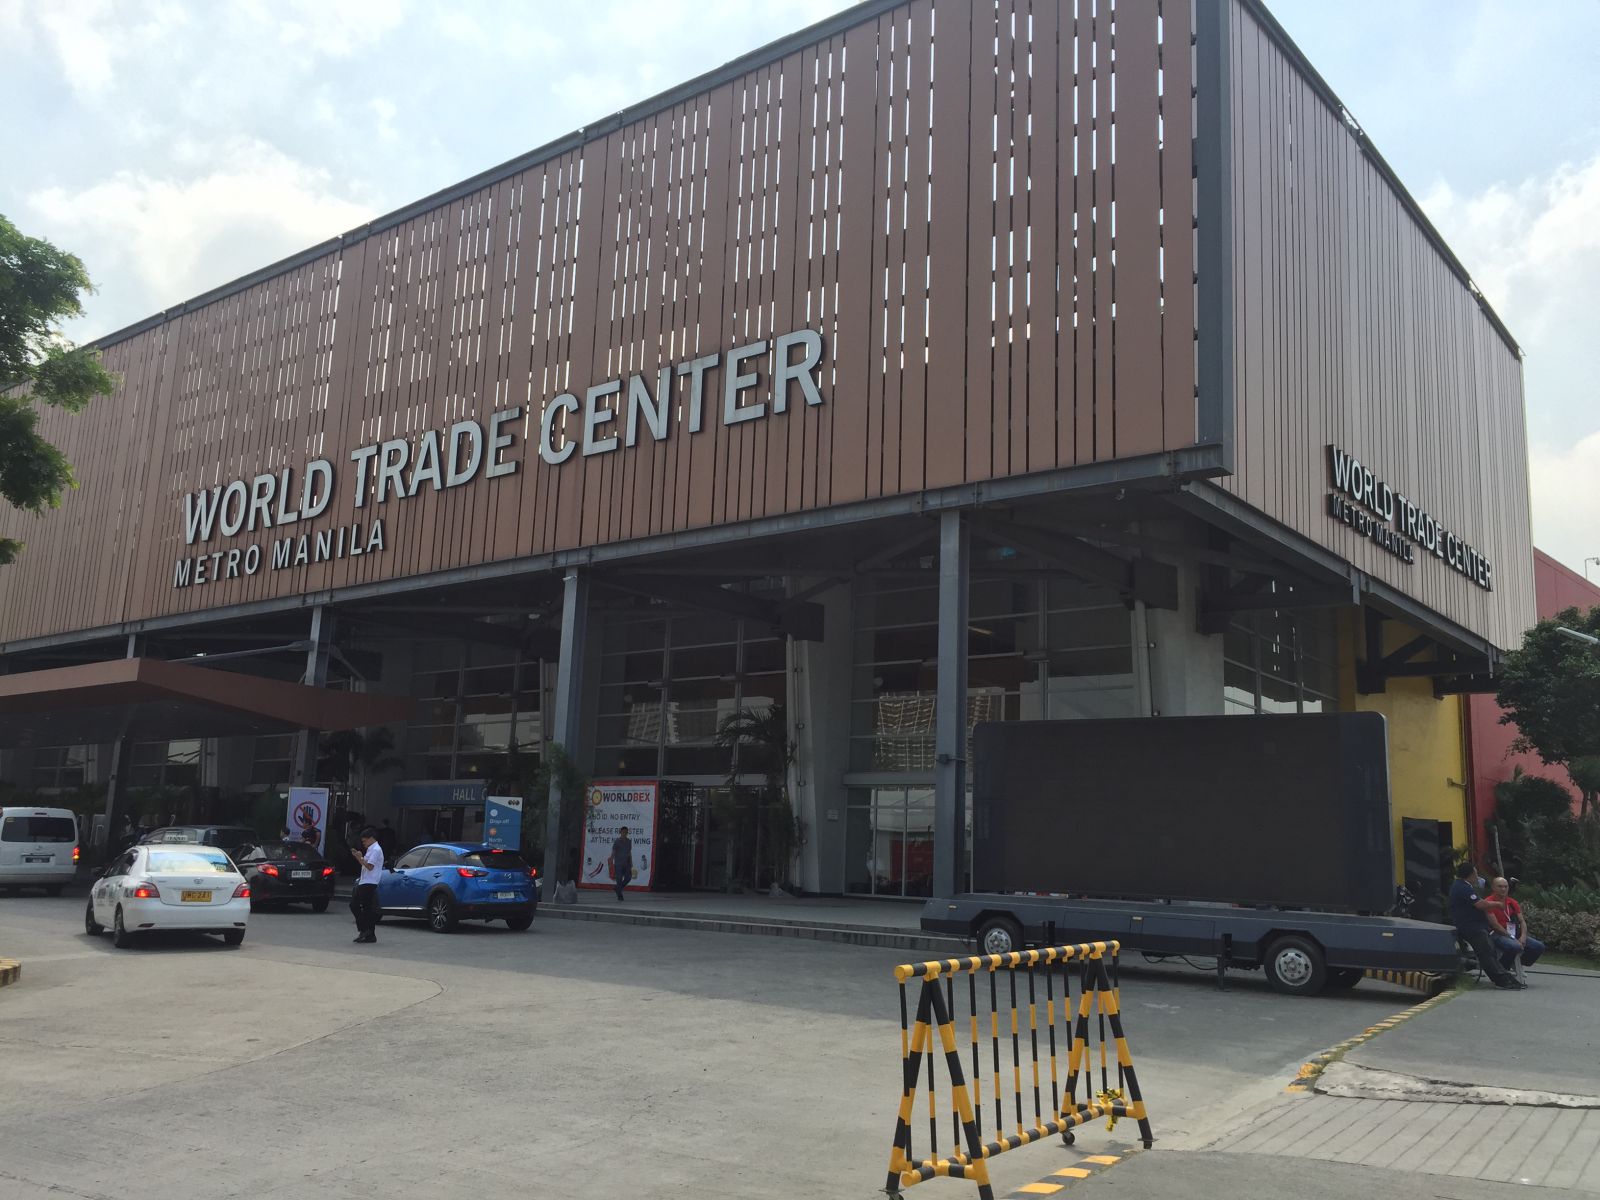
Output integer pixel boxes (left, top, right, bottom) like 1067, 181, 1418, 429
376, 842, 538, 932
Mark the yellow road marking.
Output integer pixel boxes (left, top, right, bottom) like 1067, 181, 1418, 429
1081, 1154, 1121, 1164
1017, 1184, 1065, 1195
1050, 1167, 1093, 1179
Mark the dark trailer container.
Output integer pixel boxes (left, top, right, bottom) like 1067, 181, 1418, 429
923, 715, 1459, 995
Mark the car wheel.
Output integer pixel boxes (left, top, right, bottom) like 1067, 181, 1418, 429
506, 913, 534, 931
311, 898, 330, 914
427, 892, 458, 933
112, 906, 136, 950
84, 898, 103, 936
46, 885, 64, 897
977, 915, 1025, 958
1324, 968, 1363, 992
223, 930, 245, 946
1263, 935, 1327, 996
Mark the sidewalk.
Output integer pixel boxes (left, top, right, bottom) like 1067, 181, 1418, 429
329, 883, 962, 951
1185, 964, 1600, 1193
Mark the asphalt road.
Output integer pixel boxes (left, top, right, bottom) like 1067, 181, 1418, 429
0, 888, 1427, 1200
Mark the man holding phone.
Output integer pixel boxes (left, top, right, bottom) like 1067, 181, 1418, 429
349, 826, 384, 944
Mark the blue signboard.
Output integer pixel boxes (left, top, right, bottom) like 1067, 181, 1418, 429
390, 780, 487, 808
484, 796, 523, 850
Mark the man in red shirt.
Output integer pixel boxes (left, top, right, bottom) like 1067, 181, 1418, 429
1489, 876, 1545, 971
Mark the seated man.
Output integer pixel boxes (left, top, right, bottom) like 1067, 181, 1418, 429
1489, 876, 1545, 972
1449, 861, 1521, 989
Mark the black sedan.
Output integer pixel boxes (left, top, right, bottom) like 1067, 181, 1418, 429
233, 841, 337, 912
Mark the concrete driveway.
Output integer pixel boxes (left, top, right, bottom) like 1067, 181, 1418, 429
0, 888, 1430, 1199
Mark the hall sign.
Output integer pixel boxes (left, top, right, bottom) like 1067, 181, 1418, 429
169, 330, 827, 589
1325, 445, 1493, 591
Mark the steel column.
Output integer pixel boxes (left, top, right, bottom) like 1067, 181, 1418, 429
99, 634, 142, 859
291, 606, 332, 787
543, 569, 590, 886
933, 510, 970, 900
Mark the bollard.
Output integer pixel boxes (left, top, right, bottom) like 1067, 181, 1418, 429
885, 940, 1152, 1199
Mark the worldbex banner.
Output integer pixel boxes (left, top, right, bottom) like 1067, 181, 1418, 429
168, 330, 827, 590
1325, 445, 1494, 591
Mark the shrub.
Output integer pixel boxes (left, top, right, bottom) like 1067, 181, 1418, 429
1523, 905, 1600, 959
1518, 881, 1600, 914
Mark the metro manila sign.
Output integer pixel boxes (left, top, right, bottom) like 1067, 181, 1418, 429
169, 330, 826, 589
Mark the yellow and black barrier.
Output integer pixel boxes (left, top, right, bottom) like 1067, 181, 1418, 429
885, 940, 1153, 1199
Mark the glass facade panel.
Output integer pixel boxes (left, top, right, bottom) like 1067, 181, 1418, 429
592, 603, 790, 781
1223, 606, 1341, 716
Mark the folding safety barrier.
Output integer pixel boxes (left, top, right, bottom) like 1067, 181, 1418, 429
886, 940, 1153, 1199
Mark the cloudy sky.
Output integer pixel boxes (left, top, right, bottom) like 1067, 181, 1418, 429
3, 0, 1596, 577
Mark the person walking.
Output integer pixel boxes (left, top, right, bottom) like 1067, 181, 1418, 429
609, 826, 633, 901
348, 826, 384, 944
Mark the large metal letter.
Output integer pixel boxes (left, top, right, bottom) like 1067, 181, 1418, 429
543, 569, 590, 887
933, 510, 969, 900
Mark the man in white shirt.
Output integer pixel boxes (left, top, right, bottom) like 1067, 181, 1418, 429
348, 827, 384, 944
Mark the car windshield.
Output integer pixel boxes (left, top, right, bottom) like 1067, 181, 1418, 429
147, 850, 235, 874
460, 849, 530, 872
256, 842, 319, 860
1, 815, 76, 842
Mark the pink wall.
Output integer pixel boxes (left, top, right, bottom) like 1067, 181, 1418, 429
1467, 550, 1600, 845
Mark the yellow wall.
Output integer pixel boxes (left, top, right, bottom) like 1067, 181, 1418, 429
1338, 613, 1470, 875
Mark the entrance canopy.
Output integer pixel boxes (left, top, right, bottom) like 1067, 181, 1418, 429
0, 657, 412, 749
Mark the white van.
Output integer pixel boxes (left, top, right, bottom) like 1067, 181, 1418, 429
0, 807, 81, 894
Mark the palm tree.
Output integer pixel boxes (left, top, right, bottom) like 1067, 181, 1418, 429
714, 704, 800, 890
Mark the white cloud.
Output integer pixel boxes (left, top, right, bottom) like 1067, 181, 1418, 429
1530, 434, 1600, 575
24, 138, 374, 333
1421, 157, 1600, 344
1420, 157, 1600, 572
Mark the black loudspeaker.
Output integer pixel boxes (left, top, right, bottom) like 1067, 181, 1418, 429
1401, 817, 1450, 922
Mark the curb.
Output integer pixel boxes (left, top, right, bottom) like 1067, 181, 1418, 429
0, 959, 19, 988
538, 904, 964, 953
1287, 986, 1456, 1092
1003, 1145, 1142, 1196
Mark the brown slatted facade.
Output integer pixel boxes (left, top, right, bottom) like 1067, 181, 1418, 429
0, 0, 1201, 647
1218, 0, 1535, 652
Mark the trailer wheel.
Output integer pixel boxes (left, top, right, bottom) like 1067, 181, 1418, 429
1263, 935, 1327, 996
976, 915, 1024, 957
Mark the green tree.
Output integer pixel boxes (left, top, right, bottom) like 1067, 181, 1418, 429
715, 704, 800, 890
1496, 606, 1600, 816
0, 214, 119, 565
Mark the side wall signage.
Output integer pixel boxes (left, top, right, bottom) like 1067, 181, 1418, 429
484, 795, 523, 852
168, 331, 827, 591
1325, 445, 1493, 590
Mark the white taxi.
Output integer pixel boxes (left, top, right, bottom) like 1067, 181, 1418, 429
86, 844, 250, 948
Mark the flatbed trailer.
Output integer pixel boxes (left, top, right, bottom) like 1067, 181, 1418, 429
921, 893, 1459, 996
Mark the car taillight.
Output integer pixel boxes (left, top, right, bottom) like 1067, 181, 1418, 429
232, 883, 251, 899
528, 867, 539, 879
73, 846, 80, 863
132, 882, 160, 899
261, 864, 280, 877
321, 866, 335, 877
457, 867, 488, 878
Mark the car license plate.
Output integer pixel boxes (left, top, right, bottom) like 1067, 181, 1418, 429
291, 870, 312, 879
496, 891, 517, 900
180, 890, 212, 903
24, 855, 50, 863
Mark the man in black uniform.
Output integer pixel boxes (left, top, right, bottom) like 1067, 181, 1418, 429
609, 826, 633, 901
1449, 861, 1520, 989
